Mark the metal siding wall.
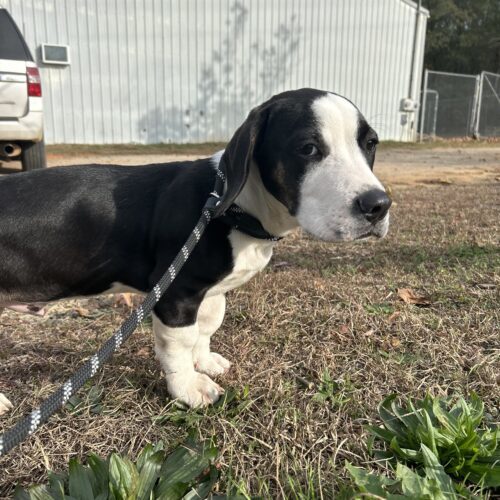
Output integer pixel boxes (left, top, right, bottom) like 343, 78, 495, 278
4, 0, 428, 143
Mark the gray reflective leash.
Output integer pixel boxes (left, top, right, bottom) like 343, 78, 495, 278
0, 171, 225, 457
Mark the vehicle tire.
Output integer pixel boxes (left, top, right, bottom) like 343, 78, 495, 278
21, 140, 47, 171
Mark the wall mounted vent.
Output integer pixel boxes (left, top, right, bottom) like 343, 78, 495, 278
41, 43, 70, 65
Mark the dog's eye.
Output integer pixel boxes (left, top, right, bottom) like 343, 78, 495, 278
366, 139, 378, 153
299, 144, 319, 157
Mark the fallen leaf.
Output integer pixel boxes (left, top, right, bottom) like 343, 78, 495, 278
422, 178, 453, 185
273, 261, 290, 268
388, 311, 401, 322
475, 283, 496, 290
115, 293, 135, 308
390, 337, 401, 348
397, 288, 431, 306
73, 306, 90, 317
136, 347, 152, 358
339, 324, 350, 335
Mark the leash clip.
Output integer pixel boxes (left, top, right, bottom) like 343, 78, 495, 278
204, 191, 222, 212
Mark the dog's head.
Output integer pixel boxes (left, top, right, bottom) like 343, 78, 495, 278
217, 88, 391, 241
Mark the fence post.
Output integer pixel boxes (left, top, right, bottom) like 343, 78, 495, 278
419, 69, 429, 142
473, 72, 485, 138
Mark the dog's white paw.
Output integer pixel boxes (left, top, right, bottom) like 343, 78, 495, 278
166, 372, 224, 408
0, 393, 13, 415
194, 352, 232, 377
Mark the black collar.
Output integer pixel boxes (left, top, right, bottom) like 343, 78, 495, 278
219, 205, 282, 241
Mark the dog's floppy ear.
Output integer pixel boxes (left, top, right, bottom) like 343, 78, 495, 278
213, 104, 269, 217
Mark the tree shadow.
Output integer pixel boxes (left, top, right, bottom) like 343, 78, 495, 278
138, 1, 302, 143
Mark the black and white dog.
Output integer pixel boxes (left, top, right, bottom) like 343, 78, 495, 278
0, 88, 391, 412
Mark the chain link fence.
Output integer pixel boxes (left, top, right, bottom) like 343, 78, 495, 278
419, 70, 500, 140
476, 72, 500, 138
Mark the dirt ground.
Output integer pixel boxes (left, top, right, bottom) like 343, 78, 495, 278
1, 143, 500, 186
0, 144, 499, 497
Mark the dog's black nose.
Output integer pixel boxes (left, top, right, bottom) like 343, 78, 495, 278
356, 189, 392, 223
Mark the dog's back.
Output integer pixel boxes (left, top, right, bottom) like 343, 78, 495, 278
0, 162, 205, 303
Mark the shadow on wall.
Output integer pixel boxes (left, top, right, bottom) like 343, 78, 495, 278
138, 1, 301, 144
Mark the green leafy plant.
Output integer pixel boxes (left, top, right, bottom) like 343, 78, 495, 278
367, 393, 500, 487
65, 385, 105, 415
345, 444, 468, 499
14, 438, 226, 500
312, 370, 355, 407
153, 386, 253, 428
364, 303, 394, 316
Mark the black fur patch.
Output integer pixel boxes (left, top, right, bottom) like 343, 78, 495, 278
0, 162, 233, 326
254, 88, 330, 215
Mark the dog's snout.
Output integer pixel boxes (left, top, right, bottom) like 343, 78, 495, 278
356, 189, 392, 223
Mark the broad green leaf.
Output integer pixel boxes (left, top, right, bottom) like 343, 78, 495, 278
156, 481, 190, 500
137, 451, 165, 500
421, 444, 458, 499
423, 411, 439, 457
432, 398, 459, 435
108, 453, 140, 499
68, 459, 94, 500
155, 441, 217, 498
14, 486, 53, 500
467, 394, 484, 429
46, 472, 66, 500
389, 437, 421, 462
136, 441, 165, 473
345, 461, 398, 496
396, 463, 428, 497
136, 443, 156, 473
378, 396, 409, 441
366, 425, 398, 443
463, 461, 500, 487
87, 454, 109, 495
390, 400, 421, 435
181, 465, 219, 500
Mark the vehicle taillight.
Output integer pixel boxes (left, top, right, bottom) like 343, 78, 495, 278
26, 66, 42, 97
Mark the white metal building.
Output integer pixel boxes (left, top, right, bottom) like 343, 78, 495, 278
4, 0, 429, 144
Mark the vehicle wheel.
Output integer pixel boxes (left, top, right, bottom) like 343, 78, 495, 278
21, 140, 46, 171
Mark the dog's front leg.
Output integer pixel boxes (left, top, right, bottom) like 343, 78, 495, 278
0, 393, 13, 415
193, 294, 231, 377
153, 314, 224, 407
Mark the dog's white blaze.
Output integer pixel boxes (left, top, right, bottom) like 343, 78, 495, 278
297, 93, 388, 241
207, 231, 274, 297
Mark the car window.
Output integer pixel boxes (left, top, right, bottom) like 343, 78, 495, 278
0, 10, 32, 61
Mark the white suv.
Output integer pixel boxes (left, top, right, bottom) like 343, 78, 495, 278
0, 7, 46, 171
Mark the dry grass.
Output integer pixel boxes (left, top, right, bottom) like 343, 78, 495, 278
1, 163, 499, 497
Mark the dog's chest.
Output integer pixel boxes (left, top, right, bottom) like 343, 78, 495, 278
207, 231, 274, 296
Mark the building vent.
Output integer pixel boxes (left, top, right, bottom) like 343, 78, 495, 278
41, 43, 70, 65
